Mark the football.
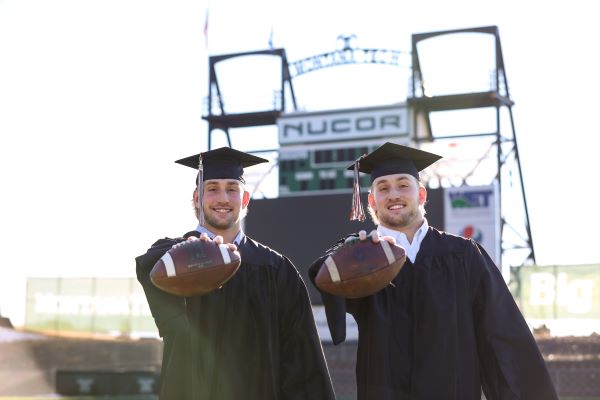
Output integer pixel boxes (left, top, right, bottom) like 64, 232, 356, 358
315, 239, 406, 299
150, 238, 241, 297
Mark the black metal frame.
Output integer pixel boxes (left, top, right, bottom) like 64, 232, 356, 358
407, 25, 535, 267
203, 48, 297, 150
200, 26, 535, 268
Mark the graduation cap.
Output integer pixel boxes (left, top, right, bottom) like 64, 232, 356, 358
175, 146, 268, 183
347, 142, 442, 222
174, 147, 268, 225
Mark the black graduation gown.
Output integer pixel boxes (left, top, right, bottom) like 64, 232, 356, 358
136, 231, 335, 400
308, 227, 558, 400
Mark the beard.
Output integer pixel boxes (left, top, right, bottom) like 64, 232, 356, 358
377, 204, 419, 229
202, 208, 239, 231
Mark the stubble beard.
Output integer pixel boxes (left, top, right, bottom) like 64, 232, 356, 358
203, 208, 239, 231
378, 205, 419, 230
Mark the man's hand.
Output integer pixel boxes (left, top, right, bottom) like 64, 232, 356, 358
188, 232, 238, 252
344, 230, 396, 245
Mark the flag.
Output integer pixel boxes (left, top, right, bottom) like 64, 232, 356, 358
268, 25, 274, 49
203, 9, 209, 47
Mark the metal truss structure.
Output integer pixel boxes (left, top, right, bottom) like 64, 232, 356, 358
201, 26, 535, 268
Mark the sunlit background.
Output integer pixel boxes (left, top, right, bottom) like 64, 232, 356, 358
1, 0, 599, 331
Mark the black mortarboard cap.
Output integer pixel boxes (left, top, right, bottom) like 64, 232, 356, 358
348, 142, 442, 183
347, 142, 442, 222
175, 146, 268, 183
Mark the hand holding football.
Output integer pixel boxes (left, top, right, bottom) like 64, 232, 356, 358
150, 237, 241, 297
315, 233, 406, 299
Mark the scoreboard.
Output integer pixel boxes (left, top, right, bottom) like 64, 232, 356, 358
276, 104, 411, 196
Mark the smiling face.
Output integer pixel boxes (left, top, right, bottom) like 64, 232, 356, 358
367, 173, 427, 233
193, 179, 250, 239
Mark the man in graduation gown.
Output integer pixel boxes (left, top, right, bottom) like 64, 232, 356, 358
136, 147, 335, 400
308, 142, 558, 400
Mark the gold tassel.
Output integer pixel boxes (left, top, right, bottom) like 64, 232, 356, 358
349, 156, 365, 222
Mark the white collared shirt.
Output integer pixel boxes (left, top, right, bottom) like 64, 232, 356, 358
195, 224, 245, 246
377, 218, 429, 263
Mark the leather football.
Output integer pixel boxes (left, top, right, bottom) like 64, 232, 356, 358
315, 239, 406, 299
150, 238, 241, 296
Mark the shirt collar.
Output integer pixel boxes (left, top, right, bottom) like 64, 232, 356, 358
377, 218, 429, 263
195, 224, 245, 246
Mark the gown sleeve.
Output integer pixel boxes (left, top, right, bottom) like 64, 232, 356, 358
470, 241, 558, 400
307, 234, 359, 345
135, 237, 189, 338
277, 255, 336, 400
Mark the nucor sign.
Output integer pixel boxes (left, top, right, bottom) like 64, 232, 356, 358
277, 106, 409, 144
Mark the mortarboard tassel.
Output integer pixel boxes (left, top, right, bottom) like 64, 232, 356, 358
197, 154, 204, 226
349, 156, 365, 222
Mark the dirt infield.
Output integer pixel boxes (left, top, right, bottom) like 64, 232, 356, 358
1, 326, 600, 398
